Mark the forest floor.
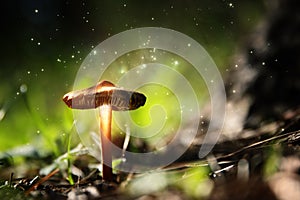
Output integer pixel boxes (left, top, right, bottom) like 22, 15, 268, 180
1, 109, 299, 200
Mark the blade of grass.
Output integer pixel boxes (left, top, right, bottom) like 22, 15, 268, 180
67, 131, 74, 185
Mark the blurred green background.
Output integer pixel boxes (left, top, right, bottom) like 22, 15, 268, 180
0, 0, 265, 155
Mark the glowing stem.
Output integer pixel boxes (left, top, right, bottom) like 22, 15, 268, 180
99, 105, 113, 181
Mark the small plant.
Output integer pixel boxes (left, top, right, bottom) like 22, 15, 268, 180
62, 81, 146, 181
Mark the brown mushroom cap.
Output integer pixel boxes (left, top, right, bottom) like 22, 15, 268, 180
63, 81, 146, 111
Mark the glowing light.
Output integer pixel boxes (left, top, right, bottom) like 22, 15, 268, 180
93, 50, 97, 55
120, 66, 128, 74
99, 105, 112, 138
151, 55, 157, 61
35, 9, 39, 13
174, 60, 179, 65
20, 84, 28, 93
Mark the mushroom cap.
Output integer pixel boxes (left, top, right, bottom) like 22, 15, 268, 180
63, 81, 146, 111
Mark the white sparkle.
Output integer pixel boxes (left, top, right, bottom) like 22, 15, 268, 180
57, 58, 61, 62
174, 60, 179, 65
151, 55, 157, 61
20, 84, 28, 93
187, 43, 191, 47
35, 9, 39, 13
93, 50, 97, 55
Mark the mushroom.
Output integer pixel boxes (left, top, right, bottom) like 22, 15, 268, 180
63, 80, 146, 181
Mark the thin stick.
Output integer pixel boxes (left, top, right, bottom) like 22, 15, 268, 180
99, 105, 113, 181
25, 168, 59, 195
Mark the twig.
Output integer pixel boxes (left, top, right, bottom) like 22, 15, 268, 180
25, 168, 59, 195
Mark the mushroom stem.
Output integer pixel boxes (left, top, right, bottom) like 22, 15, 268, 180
99, 105, 113, 181
63, 80, 146, 182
